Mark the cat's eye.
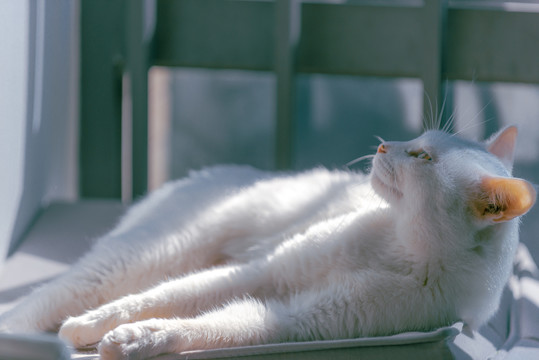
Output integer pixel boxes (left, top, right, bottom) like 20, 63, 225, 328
417, 151, 432, 161
407, 149, 432, 161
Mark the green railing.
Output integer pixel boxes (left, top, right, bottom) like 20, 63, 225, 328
79, 0, 539, 199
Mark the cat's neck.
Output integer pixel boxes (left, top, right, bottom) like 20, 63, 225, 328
393, 205, 452, 259
393, 200, 518, 276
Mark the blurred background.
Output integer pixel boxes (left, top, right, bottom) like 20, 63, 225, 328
1, 0, 539, 265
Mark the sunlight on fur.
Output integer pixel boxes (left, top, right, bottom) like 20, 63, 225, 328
0, 126, 535, 360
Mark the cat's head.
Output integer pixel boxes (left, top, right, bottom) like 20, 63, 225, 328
372, 126, 536, 329
371, 126, 536, 228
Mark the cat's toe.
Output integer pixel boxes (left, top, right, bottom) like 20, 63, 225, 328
103, 323, 140, 344
99, 325, 146, 360
58, 315, 105, 348
98, 333, 127, 360
99, 321, 171, 360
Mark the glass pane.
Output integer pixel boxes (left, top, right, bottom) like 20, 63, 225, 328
450, 81, 539, 181
294, 74, 423, 170
149, 69, 423, 185
149, 68, 275, 189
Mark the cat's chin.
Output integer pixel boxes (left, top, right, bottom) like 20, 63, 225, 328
370, 172, 403, 202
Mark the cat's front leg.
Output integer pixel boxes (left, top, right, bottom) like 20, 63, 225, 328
95, 284, 376, 359
96, 282, 383, 359
98, 299, 276, 360
59, 263, 261, 348
59, 286, 184, 348
97, 289, 356, 359
58, 294, 139, 348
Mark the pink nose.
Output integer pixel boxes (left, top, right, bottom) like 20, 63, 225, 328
377, 144, 387, 154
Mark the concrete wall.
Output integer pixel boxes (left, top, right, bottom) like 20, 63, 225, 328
0, 1, 78, 260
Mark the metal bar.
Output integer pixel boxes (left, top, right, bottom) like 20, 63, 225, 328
79, 0, 124, 199
421, 0, 448, 129
298, 3, 424, 78
446, 5, 539, 84
125, 0, 149, 199
153, 0, 274, 70
153, 0, 539, 84
153, 1, 426, 78
274, 0, 300, 170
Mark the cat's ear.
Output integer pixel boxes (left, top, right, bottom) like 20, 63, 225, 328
475, 176, 536, 223
485, 126, 518, 172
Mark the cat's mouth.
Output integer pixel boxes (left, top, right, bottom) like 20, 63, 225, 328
371, 171, 403, 201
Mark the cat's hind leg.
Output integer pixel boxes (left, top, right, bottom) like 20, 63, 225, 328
0, 169, 262, 333
0, 226, 224, 334
0, 228, 230, 334
0, 238, 154, 334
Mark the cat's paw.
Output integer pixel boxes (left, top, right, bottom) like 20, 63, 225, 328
59, 311, 119, 348
99, 320, 172, 360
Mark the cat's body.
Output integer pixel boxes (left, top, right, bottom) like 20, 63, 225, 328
0, 127, 535, 360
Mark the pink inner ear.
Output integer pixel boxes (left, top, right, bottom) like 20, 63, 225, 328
487, 126, 517, 171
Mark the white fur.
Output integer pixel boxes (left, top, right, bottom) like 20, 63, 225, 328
0, 128, 534, 359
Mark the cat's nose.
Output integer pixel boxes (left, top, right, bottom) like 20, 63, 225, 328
377, 144, 387, 154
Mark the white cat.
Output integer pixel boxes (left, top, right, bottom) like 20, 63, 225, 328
0, 126, 535, 360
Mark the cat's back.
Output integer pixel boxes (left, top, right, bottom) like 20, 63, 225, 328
110, 165, 378, 243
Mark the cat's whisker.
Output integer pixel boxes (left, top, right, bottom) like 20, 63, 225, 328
345, 154, 375, 169
442, 111, 457, 134
438, 96, 447, 132
452, 98, 493, 137
452, 121, 478, 137
446, 96, 467, 136
470, 99, 493, 124
453, 114, 493, 138
422, 91, 435, 131
423, 81, 453, 132
434, 98, 443, 130
430, 93, 436, 131
374, 135, 386, 144
439, 81, 453, 132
